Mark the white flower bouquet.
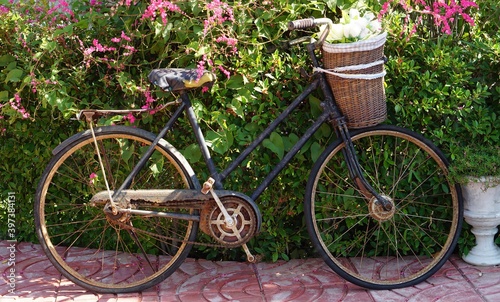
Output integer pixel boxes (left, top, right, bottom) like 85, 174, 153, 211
320, 8, 382, 43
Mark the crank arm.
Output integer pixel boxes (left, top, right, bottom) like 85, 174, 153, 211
202, 178, 234, 226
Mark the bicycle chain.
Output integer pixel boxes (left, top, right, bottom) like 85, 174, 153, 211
111, 201, 228, 249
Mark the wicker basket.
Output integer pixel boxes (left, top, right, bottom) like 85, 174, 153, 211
322, 32, 387, 128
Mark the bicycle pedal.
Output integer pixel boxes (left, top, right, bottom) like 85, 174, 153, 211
242, 243, 256, 263
201, 177, 215, 195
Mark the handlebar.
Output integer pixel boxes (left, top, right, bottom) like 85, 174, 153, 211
287, 18, 316, 30
287, 18, 332, 48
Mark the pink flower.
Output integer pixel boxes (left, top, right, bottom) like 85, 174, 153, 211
0, 5, 9, 14
8, 94, 30, 119
93, 39, 105, 52
141, 0, 183, 25
218, 65, 230, 79
124, 112, 136, 123
141, 89, 156, 111
123, 45, 136, 56
203, 0, 235, 35
216, 35, 238, 54
120, 31, 132, 41
89, 172, 98, 184
378, 2, 391, 19
461, 0, 478, 9
380, 0, 478, 36
196, 55, 207, 81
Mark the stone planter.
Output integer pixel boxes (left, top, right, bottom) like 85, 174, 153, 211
462, 177, 500, 266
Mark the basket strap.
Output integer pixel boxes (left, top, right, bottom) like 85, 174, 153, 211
332, 60, 385, 72
315, 66, 386, 80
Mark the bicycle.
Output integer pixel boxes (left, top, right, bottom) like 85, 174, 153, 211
34, 18, 463, 293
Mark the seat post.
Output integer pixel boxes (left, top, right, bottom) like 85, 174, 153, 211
181, 92, 224, 189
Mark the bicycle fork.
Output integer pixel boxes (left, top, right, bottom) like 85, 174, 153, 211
334, 117, 394, 212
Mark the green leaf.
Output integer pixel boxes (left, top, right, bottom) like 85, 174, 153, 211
0, 54, 16, 67
40, 39, 57, 52
283, 133, 299, 152
309, 95, 322, 117
5, 69, 23, 83
121, 144, 135, 162
0, 91, 8, 101
206, 130, 230, 154
272, 252, 279, 262
183, 144, 202, 163
310, 142, 323, 162
226, 75, 244, 89
324, 0, 337, 11
228, 99, 244, 119
263, 132, 284, 160
54, 24, 74, 36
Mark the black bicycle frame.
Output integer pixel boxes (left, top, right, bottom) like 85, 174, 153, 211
115, 42, 390, 210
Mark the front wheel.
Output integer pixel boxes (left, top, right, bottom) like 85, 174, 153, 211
305, 125, 463, 289
35, 126, 199, 293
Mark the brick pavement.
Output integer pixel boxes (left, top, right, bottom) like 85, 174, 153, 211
1, 240, 499, 301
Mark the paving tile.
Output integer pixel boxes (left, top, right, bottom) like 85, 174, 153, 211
95, 294, 118, 302
157, 258, 262, 301
450, 256, 500, 301
256, 259, 373, 302
368, 257, 484, 302
1, 242, 61, 301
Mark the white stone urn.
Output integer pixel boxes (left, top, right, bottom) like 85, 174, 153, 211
462, 177, 500, 266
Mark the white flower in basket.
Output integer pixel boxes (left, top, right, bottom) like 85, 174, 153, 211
320, 8, 382, 44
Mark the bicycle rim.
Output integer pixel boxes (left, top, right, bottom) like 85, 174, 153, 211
305, 125, 462, 289
35, 127, 198, 293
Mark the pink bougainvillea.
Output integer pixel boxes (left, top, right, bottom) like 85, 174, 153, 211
1, 0, 241, 130
194, 1, 238, 82
379, 0, 478, 38
141, 0, 183, 25
0, 94, 30, 121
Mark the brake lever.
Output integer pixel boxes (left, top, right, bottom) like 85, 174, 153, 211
281, 36, 313, 50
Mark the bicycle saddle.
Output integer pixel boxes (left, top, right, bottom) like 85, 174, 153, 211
148, 68, 215, 92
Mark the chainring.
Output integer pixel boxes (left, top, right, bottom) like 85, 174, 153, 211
200, 196, 258, 248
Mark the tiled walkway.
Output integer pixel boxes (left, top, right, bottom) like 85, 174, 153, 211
1, 240, 500, 301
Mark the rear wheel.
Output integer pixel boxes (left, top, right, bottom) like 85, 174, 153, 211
305, 125, 462, 289
35, 126, 199, 293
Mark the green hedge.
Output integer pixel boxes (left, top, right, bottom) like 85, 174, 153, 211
1, 0, 498, 260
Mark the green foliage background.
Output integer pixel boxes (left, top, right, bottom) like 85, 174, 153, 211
0, 0, 498, 260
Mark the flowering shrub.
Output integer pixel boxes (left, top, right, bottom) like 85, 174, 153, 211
0, 0, 241, 129
378, 0, 478, 38
0, 0, 498, 261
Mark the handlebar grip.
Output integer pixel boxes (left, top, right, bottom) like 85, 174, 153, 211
288, 18, 315, 30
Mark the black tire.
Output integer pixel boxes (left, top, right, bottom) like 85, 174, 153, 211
35, 126, 199, 293
305, 124, 463, 289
